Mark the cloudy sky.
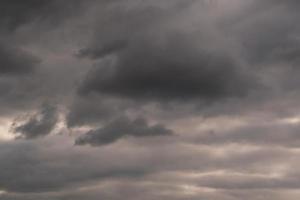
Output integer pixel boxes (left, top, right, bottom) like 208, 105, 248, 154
1, 0, 300, 199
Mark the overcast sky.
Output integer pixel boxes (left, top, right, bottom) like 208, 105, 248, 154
1, 0, 300, 199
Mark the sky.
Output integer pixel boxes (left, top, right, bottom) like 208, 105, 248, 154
1, 0, 300, 199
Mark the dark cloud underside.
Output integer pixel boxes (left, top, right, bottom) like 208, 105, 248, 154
79, 34, 255, 101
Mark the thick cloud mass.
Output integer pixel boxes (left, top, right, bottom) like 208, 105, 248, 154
1, 1, 300, 200
79, 34, 254, 101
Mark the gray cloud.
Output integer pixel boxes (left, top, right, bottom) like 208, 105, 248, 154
226, 0, 300, 65
77, 39, 128, 59
77, 1, 259, 103
1, 0, 300, 199
79, 33, 255, 102
12, 104, 58, 139
0, 137, 149, 193
66, 95, 123, 128
0, 42, 38, 75
65, 0, 265, 129
190, 121, 300, 148
75, 116, 173, 146
0, 134, 297, 194
0, 0, 94, 117
0, 135, 299, 200
0, 0, 90, 33
0, 0, 52, 32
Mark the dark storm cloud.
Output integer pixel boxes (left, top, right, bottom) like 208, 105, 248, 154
0, 42, 38, 75
0, 0, 90, 32
64, 0, 270, 129
75, 116, 173, 146
79, 34, 255, 102
12, 104, 58, 139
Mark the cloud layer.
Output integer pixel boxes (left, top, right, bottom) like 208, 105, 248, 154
0, 0, 300, 199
